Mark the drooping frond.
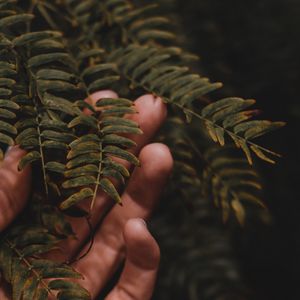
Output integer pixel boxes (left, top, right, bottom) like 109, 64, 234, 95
0, 227, 90, 300
106, 45, 284, 164
0, 4, 84, 195
62, 97, 141, 211
0, 195, 89, 300
201, 146, 265, 225
0, 34, 19, 158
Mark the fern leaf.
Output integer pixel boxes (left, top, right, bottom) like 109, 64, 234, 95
63, 97, 140, 210
202, 146, 266, 223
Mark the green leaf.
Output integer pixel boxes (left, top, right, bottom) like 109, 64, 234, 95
212, 100, 255, 123
130, 16, 169, 32
0, 99, 20, 110
96, 98, 132, 107
0, 13, 34, 28
201, 97, 244, 117
32, 39, 64, 52
102, 168, 124, 184
215, 127, 225, 146
99, 178, 121, 204
42, 140, 68, 150
137, 29, 175, 42
104, 145, 139, 165
64, 164, 98, 178
103, 158, 130, 177
82, 63, 117, 78
102, 134, 137, 148
0, 78, 16, 87
41, 130, 74, 143
69, 134, 100, 148
101, 106, 136, 116
204, 121, 218, 143
67, 141, 99, 160
0, 107, 16, 119
40, 119, 68, 131
238, 192, 266, 208
250, 145, 276, 164
37, 80, 80, 94
60, 188, 94, 210
101, 116, 137, 127
0, 68, 17, 77
16, 128, 38, 144
22, 243, 58, 257
0, 132, 14, 146
239, 140, 253, 165
12, 31, 62, 46
66, 153, 99, 169
37, 69, 77, 82
77, 48, 104, 60
28, 53, 74, 69
87, 76, 120, 93
132, 54, 171, 80
68, 115, 98, 129
41, 266, 82, 279
244, 121, 285, 140
180, 82, 223, 106
223, 110, 255, 128
0, 120, 17, 135
18, 151, 41, 170
62, 176, 96, 189
19, 137, 38, 148
42, 93, 81, 116
102, 125, 142, 135
45, 161, 66, 173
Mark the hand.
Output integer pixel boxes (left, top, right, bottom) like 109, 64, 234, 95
0, 91, 173, 300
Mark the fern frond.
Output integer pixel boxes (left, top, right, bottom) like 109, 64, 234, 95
0, 232, 90, 300
201, 146, 265, 225
0, 35, 19, 153
62, 97, 141, 211
107, 45, 284, 164
102, 0, 174, 44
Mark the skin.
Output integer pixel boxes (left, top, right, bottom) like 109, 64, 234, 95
0, 91, 173, 300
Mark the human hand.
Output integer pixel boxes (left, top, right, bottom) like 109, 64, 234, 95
0, 91, 173, 299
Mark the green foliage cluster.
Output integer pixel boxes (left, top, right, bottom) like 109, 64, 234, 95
0, 0, 284, 299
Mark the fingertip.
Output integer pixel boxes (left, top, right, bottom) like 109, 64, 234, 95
124, 218, 160, 269
134, 95, 167, 134
139, 143, 174, 179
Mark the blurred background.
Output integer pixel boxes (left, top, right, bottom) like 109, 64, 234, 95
149, 0, 300, 299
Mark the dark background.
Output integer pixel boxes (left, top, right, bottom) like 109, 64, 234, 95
164, 0, 300, 299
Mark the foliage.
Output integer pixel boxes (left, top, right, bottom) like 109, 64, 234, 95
0, 0, 284, 299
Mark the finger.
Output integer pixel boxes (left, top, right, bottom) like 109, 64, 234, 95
49, 93, 167, 261
85, 94, 168, 219
73, 143, 173, 298
88, 92, 167, 155
0, 147, 31, 232
105, 219, 160, 300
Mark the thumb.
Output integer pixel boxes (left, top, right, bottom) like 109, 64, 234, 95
105, 218, 160, 300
